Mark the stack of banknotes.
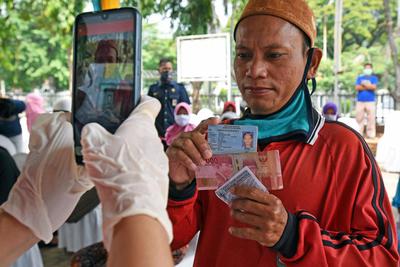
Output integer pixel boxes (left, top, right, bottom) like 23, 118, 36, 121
215, 166, 268, 204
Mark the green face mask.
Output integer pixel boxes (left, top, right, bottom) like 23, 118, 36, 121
234, 49, 323, 145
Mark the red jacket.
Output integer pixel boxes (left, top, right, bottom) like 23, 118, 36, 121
167, 121, 399, 266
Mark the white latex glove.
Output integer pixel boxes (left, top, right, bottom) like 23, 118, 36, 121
81, 95, 172, 250
1, 113, 92, 242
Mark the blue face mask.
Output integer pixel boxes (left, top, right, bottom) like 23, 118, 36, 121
234, 49, 323, 145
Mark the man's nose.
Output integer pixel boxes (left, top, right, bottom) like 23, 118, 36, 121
245, 58, 267, 79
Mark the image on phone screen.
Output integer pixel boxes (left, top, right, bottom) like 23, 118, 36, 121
72, 8, 141, 162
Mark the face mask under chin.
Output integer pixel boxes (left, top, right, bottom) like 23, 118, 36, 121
323, 114, 337, 121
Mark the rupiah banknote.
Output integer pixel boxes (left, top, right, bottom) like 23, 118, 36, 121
195, 150, 283, 191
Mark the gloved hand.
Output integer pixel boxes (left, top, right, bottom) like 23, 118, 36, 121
81, 95, 172, 250
1, 112, 92, 242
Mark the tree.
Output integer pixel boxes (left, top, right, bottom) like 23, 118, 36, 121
384, 0, 400, 108
309, 0, 391, 57
305, 0, 399, 94
1, 1, 104, 91
142, 23, 176, 70
0, 0, 84, 92
155, 0, 223, 112
141, 22, 176, 90
1, 0, 398, 101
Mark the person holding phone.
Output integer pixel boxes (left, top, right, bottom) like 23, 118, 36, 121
0, 96, 173, 267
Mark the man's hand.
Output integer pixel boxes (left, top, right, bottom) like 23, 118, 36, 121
361, 80, 371, 86
229, 186, 288, 247
166, 117, 220, 189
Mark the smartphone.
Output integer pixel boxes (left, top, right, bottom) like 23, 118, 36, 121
72, 7, 142, 164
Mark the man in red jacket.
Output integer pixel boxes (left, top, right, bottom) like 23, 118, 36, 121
166, 0, 399, 266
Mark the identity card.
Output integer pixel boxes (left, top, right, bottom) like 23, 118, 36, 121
208, 125, 258, 154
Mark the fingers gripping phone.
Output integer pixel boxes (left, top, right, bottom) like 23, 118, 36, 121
72, 8, 142, 164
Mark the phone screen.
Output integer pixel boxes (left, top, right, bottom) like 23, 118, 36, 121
73, 8, 141, 161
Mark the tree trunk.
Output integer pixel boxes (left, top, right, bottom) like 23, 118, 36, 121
384, 0, 400, 110
68, 47, 73, 93
323, 15, 328, 59
191, 81, 203, 114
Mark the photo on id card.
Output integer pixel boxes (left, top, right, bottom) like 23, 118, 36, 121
208, 125, 258, 154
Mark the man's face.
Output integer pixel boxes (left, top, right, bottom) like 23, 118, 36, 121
177, 107, 188, 115
159, 62, 173, 73
226, 106, 235, 112
243, 133, 253, 148
95, 47, 118, 64
234, 15, 309, 115
364, 64, 372, 70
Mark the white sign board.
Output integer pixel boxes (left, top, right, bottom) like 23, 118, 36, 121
177, 33, 231, 82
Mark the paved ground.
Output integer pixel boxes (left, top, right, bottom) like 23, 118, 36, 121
41, 247, 71, 267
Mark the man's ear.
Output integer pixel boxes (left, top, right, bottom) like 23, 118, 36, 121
307, 48, 323, 79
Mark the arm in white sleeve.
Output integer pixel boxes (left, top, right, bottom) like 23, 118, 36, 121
1, 112, 92, 242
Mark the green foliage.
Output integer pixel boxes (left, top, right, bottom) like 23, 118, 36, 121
308, 0, 399, 92
142, 23, 176, 70
141, 22, 177, 89
308, 0, 396, 55
121, 0, 158, 17
0, 0, 84, 92
0, 0, 399, 95
316, 45, 393, 92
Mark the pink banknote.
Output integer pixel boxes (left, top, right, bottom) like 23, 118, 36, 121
195, 150, 283, 191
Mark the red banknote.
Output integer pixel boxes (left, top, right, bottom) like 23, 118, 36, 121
195, 150, 283, 191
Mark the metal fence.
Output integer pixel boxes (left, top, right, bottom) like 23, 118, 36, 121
311, 91, 396, 125
8, 89, 397, 125
200, 90, 397, 125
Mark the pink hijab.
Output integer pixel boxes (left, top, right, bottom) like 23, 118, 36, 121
26, 93, 45, 132
165, 102, 195, 146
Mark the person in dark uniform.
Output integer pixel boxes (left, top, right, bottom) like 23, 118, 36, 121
148, 58, 191, 145
0, 146, 19, 205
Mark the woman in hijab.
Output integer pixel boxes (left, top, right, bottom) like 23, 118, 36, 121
221, 101, 239, 121
166, 104, 195, 263
165, 102, 196, 146
322, 102, 339, 121
25, 93, 45, 132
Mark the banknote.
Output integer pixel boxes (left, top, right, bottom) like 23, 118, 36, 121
195, 150, 283, 191
208, 125, 258, 154
215, 166, 268, 205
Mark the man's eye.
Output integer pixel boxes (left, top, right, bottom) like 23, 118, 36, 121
267, 53, 283, 59
236, 52, 251, 59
